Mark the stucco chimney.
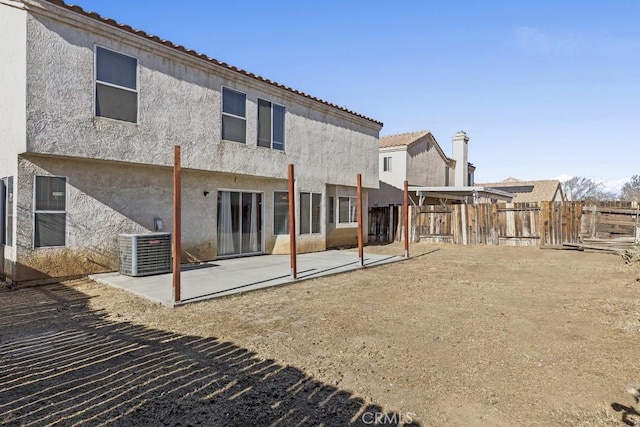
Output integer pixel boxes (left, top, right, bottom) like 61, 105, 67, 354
452, 131, 469, 186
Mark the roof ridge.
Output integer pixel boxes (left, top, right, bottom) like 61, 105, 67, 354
40, 0, 383, 126
381, 129, 431, 139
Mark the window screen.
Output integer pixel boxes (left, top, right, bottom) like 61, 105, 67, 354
339, 196, 357, 224
300, 192, 321, 234
273, 191, 289, 235
328, 196, 334, 224
311, 193, 321, 233
34, 176, 66, 247
300, 192, 311, 234
257, 99, 285, 150
95, 47, 138, 123
222, 88, 247, 143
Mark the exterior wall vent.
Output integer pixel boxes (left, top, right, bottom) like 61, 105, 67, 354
118, 233, 172, 277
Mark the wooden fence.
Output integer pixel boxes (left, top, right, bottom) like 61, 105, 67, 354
405, 202, 584, 246
580, 201, 639, 250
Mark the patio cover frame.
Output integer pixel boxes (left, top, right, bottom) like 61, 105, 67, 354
408, 186, 514, 206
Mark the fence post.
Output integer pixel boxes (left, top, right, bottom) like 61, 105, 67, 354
403, 180, 409, 258
288, 164, 297, 279
357, 174, 364, 267
540, 201, 549, 246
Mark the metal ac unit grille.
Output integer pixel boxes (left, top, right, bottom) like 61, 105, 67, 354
118, 233, 172, 277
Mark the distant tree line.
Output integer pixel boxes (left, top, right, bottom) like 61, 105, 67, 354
561, 175, 640, 202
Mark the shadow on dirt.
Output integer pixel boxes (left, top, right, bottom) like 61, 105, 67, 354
611, 402, 640, 426
0, 283, 419, 426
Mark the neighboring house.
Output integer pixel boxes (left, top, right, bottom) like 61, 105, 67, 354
369, 130, 476, 207
476, 178, 566, 203
0, 0, 382, 282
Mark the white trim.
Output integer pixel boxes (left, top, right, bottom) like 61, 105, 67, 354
94, 44, 140, 124
32, 175, 68, 249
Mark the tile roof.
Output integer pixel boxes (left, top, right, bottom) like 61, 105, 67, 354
36, 0, 383, 127
476, 179, 565, 202
379, 130, 431, 148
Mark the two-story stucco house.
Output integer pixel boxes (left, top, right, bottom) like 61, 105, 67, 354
0, 0, 382, 283
369, 130, 475, 207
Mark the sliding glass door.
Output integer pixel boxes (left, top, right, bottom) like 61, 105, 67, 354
217, 191, 262, 256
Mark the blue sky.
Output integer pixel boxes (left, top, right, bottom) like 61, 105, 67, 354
70, 0, 640, 189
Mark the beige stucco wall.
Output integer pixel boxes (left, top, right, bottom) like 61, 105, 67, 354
12, 155, 362, 281
23, 5, 381, 190
371, 136, 451, 206
325, 185, 367, 248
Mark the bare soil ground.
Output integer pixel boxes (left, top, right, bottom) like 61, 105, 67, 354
2, 243, 640, 426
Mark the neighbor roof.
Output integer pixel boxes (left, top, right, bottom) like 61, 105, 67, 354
31, 0, 383, 126
476, 179, 564, 202
379, 130, 431, 148
380, 130, 455, 165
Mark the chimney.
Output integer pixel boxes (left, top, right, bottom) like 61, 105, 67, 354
452, 131, 469, 186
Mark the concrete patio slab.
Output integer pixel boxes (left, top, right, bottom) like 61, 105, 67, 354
89, 250, 405, 306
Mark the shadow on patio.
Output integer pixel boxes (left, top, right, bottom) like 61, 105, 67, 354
0, 282, 418, 426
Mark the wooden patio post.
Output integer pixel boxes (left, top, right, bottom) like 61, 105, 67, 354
288, 164, 297, 279
404, 180, 409, 258
172, 145, 181, 302
357, 174, 364, 267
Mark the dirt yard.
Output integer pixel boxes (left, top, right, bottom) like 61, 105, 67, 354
2, 243, 640, 426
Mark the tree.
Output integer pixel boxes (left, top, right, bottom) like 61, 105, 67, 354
620, 175, 640, 202
562, 177, 611, 201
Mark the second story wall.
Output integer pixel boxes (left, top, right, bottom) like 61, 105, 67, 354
404, 135, 451, 187
0, 1, 27, 175
378, 149, 407, 189
23, 3, 381, 189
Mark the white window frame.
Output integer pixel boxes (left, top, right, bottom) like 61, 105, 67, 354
338, 196, 358, 224
299, 192, 322, 235
94, 45, 139, 124
383, 156, 392, 172
221, 86, 247, 143
257, 98, 286, 150
33, 175, 68, 249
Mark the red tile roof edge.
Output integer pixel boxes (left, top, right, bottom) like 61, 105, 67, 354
41, 0, 383, 127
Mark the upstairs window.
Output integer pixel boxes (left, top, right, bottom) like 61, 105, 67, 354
383, 156, 392, 172
222, 88, 247, 143
34, 176, 67, 248
258, 99, 285, 150
95, 46, 138, 123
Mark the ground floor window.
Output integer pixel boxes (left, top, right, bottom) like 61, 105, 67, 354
338, 196, 357, 224
1, 176, 13, 246
217, 191, 262, 256
34, 176, 67, 248
300, 192, 321, 234
273, 191, 289, 235
328, 196, 335, 224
